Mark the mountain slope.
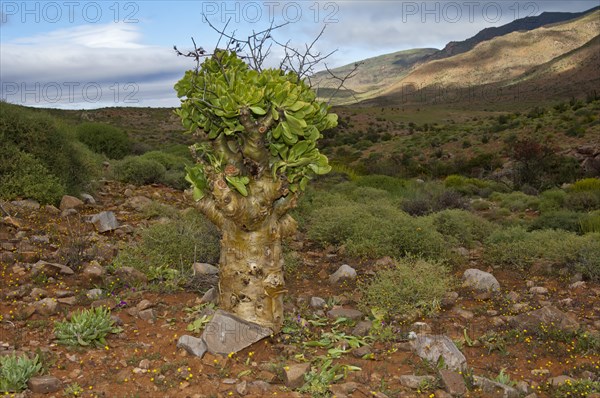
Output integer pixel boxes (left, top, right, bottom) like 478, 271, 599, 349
311, 48, 437, 103
380, 10, 600, 101
427, 7, 600, 61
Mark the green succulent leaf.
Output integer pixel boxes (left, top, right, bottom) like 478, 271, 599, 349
249, 106, 267, 115
225, 175, 250, 196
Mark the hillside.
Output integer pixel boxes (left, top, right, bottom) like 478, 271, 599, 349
311, 48, 437, 104
498, 34, 600, 101
427, 7, 600, 61
381, 10, 600, 100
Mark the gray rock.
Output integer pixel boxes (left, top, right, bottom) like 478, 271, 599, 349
177, 335, 208, 358
410, 335, 467, 371
192, 262, 219, 275
569, 281, 586, 289
352, 345, 372, 358
327, 308, 363, 320
283, 362, 311, 389
310, 296, 326, 309
236, 380, 248, 396
136, 299, 154, 311
329, 264, 357, 285
81, 262, 105, 283
511, 305, 579, 332
80, 193, 96, 205
86, 288, 103, 300
441, 291, 459, 309
548, 375, 575, 386
114, 266, 148, 285
352, 320, 373, 336
27, 375, 61, 393
462, 269, 500, 292
411, 322, 432, 335
57, 296, 78, 306
11, 199, 40, 210
398, 375, 436, 389
200, 287, 219, 305
126, 195, 152, 211
529, 286, 548, 295
30, 235, 49, 244
33, 298, 61, 316
90, 211, 119, 233
60, 195, 84, 211
33, 260, 74, 276
505, 291, 520, 302
138, 308, 156, 321
439, 369, 467, 395
329, 382, 359, 397
473, 376, 519, 398
201, 310, 272, 355
29, 288, 48, 299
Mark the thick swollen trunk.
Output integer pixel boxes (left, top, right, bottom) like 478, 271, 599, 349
195, 174, 297, 333
218, 220, 285, 332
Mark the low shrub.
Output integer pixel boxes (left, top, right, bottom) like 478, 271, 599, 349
307, 203, 450, 261
565, 191, 600, 212
77, 122, 130, 159
528, 210, 583, 233
54, 307, 122, 348
490, 191, 540, 212
0, 145, 65, 204
400, 183, 469, 216
111, 156, 166, 185
580, 210, 600, 234
484, 227, 600, 279
427, 209, 495, 248
539, 189, 567, 213
112, 211, 220, 291
0, 102, 99, 199
570, 178, 600, 192
0, 353, 42, 393
359, 256, 454, 320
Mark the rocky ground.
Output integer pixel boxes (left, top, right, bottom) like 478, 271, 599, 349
1, 181, 599, 398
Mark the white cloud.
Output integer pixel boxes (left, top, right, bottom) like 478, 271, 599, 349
1, 22, 193, 108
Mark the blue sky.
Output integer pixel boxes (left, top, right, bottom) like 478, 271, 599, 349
1, 0, 597, 109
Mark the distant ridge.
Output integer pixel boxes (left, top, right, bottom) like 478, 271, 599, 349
427, 6, 600, 61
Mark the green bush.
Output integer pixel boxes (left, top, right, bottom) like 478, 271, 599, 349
359, 256, 454, 319
54, 307, 122, 348
565, 191, 600, 212
0, 145, 66, 204
484, 227, 600, 279
307, 203, 450, 261
570, 178, 600, 192
539, 189, 567, 213
490, 191, 540, 212
580, 210, 600, 234
77, 122, 130, 159
0, 102, 99, 199
112, 211, 220, 290
0, 353, 42, 393
528, 210, 583, 233
111, 156, 166, 185
444, 175, 506, 196
427, 209, 495, 248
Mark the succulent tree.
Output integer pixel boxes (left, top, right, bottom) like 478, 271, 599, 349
174, 48, 337, 332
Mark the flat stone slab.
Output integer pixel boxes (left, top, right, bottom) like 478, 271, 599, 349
201, 310, 272, 355
410, 335, 467, 372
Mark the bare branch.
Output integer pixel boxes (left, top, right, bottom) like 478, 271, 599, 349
321, 61, 363, 104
